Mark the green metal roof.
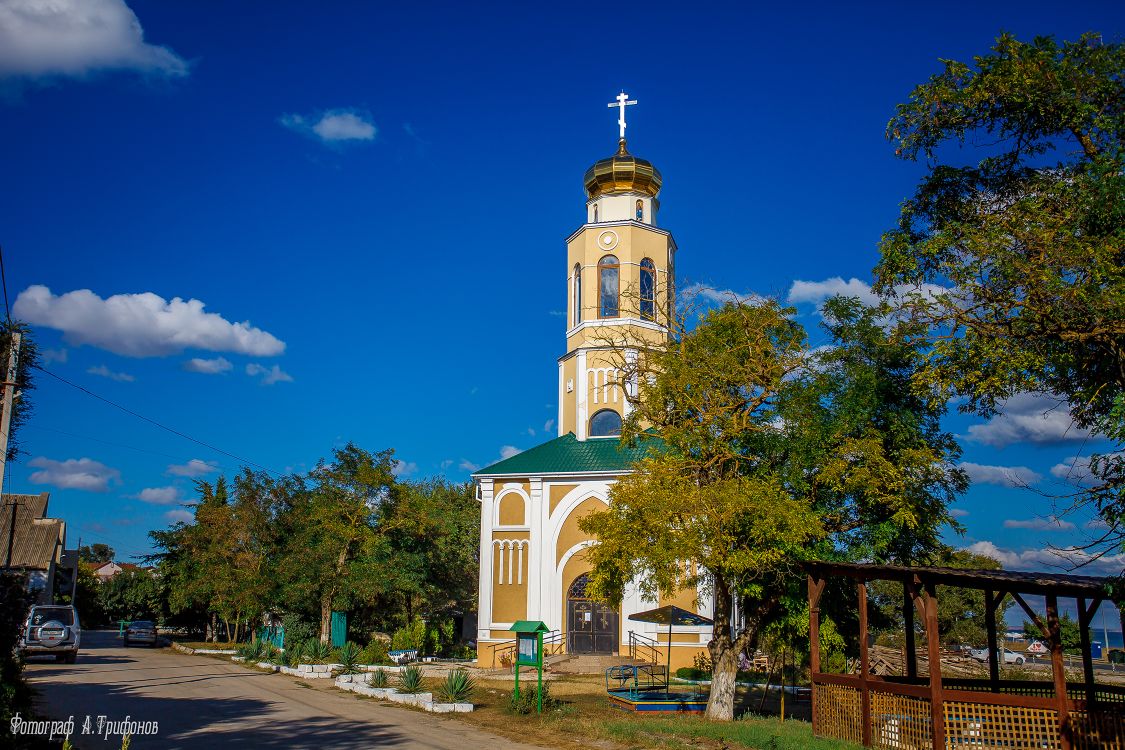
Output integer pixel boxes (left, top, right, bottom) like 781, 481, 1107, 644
473, 432, 660, 477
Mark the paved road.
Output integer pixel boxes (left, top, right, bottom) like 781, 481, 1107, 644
25, 631, 539, 750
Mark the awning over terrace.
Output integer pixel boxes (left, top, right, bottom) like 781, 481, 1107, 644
805, 562, 1123, 750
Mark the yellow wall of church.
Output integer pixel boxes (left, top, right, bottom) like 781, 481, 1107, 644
497, 493, 526, 526
555, 496, 607, 565
548, 483, 579, 515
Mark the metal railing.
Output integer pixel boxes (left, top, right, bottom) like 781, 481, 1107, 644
489, 629, 564, 669
627, 630, 663, 666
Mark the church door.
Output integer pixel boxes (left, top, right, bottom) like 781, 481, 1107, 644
566, 573, 618, 654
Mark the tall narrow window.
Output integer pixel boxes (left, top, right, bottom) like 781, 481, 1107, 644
573, 263, 582, 325
598, 255, 619, 318
593, 205, 598, 223
635, 199, 644, 221
640, 258, 656, 321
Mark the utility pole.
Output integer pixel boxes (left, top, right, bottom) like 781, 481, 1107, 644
1, 331, 21, 571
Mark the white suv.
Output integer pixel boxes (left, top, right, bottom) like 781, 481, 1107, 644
20, 605, 81, 663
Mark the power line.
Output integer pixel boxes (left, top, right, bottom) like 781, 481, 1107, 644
34, 365, 280, 476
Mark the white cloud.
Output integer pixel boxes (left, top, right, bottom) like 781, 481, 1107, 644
166, 459, 218, 477
391, 459, 417, 478
183, 357, 232, 374
1049, 453, 1121, 487
458, 459, 481, 473
0, 0, 188, 79
949, 508, 970, 518
682, 282, 762, 306
959, 462, 1042, 488
440, 459, 453, 470
280, 109, 376, 144
1003, 516, 1076, 531
28, 456, 120, 492
965, 393, 1093, 448
499, 445, 522, 460
164, 509, 194, 524
14, 285, 285, 358
786, 276, 950, 311
544, 419, 555, 433
245, 362, 293, 385
87, 364, 134, 382
42, 347, 67, 364
136, 486, 181, 505
962, 540, 1125, 577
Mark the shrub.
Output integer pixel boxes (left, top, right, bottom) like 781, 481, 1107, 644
436, 668, 475, 703
370, 668, 389, 688
336, 642, 361, 675
508, 683, 558, 714
237, 638, 265, 661
260, 643, 281, 664
280, 613, 316, 650
692, 651, 713, 673
676, 667, 710, 681
360, 639, 390, 665
396, 664, 425, 694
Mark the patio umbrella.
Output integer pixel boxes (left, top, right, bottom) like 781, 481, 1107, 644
628, 605, 714, 674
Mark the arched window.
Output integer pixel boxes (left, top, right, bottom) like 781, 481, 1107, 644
635, 199, 644, 221
593, 205, 599, 223
573, 263, 582, 325
640, 258, 656, 321
598, 255, 619, 318
589, 409, 622, 437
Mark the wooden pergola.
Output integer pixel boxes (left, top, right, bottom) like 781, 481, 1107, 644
806, 562, 1124, 750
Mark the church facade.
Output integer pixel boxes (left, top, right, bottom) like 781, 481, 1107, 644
473, 104, 712, 669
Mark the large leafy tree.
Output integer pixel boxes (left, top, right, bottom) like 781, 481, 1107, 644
580, 298, 963, 719
873, 32, 1125, 550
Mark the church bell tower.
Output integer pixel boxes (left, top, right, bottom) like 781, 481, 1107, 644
558, 93, 676, 441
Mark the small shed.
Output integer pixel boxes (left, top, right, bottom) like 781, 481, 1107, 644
806, 562, 1123, 750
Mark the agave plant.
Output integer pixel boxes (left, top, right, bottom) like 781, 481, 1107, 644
436, 668, 475, 703
396, 664, 425, 694
370, 668, 389, 688
303, 638, 333, 665
285, 643, 302, 668
260, 643, 281, 664
236, 638, 263, 660
336, 642, 361, 675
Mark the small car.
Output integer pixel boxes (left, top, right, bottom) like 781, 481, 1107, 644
969, 647, 1025, 665
124, 620, 158, 647
20, 605, 81, 663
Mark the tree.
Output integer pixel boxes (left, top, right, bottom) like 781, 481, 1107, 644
580, 298, 963, 719
873, 32, 1125, 550
0, 322, 40, 464
79, 543, 114, 564
279, 444, 398, 642
1024, 612, 1083, 653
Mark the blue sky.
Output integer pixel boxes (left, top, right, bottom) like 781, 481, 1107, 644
1, 0, 1123, 620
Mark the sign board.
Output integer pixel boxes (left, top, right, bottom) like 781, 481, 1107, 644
517, 633, 538, 664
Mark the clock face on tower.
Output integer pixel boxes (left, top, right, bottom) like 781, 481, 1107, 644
597, 230, 619, 251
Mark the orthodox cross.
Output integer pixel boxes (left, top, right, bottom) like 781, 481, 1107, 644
608, 91, 637, 141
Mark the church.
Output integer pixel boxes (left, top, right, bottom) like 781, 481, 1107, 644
473, 95, 712, 670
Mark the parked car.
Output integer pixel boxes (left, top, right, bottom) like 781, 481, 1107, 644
969, 647, 1025, 665
20, 605, 81, 663
124, 620, 158, 647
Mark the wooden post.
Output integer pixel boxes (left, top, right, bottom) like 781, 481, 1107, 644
1076, 597, 1099, 708
903, 583, 917, 679
808, 574, 825, 734
924, 584, 945, 750
858, 581, 871, 747
1046, 594, 1072, 750
984, 589, 1000, 689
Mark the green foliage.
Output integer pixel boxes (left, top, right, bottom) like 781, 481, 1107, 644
875, 32, 1125, 550
396, 664, 425, 693
508, 683, 558, 714
99, 568, 168, 624
280, 613, 316, 650
0, 573, 34, 744
300, 638, 333, 665
0, 323, 40, 464
359, 639, 390, 665
79, 544, 115, 564
1024, 613, 1083, 652
676, 667, 710, 681
370, 668, 389, 688
436, 668, 475, 703
336, 642, 362, 674
692, 651, 713, 673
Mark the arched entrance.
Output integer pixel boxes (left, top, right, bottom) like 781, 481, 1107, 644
566, 573, 618, 654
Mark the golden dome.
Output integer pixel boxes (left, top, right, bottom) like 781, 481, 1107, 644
583, 139, 662, 199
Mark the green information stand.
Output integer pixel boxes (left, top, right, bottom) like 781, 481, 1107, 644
510, 620, 549, 713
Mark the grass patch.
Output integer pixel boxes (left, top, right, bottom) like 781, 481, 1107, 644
603, 715, 858, 750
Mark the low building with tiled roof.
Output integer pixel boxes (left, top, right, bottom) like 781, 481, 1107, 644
1, 492, 67, 604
